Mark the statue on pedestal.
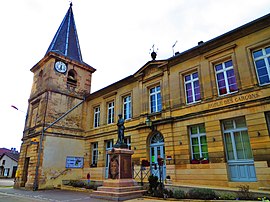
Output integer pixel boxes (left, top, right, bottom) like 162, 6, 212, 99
114, 114, 128, 149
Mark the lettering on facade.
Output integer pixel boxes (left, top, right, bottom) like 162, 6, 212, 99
208, 92, 259, 109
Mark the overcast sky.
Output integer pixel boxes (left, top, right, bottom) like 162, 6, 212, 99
1, 0, 269, 151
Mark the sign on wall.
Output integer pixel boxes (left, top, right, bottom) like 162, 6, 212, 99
65, 156, 84, 168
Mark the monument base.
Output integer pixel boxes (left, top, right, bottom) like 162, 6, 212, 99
92, 148, 145, 201
92, 179, 145, 201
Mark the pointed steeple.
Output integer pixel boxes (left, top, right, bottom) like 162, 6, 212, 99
46, 3, 83, 63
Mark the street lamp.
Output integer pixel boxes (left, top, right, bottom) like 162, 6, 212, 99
11, 105, 26, 114
145, 115, 155, 131
145, 116, 152, 128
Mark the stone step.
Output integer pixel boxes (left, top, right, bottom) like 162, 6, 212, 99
97, 185, 142, 193
259, 187, 270, 191
93, 189, 145, 201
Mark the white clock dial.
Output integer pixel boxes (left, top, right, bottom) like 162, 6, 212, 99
55, 61, 67, 73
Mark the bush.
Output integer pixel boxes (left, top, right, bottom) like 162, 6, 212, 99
85, 184, 98, 190
173, 189, 186, 199
69, 180, 85, 188
237, 185, 253, 200
219, 192, 237, 200
187, 188, 217, 200
152, 189, 164, 198
148, 175, 159, 193
163, 188, 173, 198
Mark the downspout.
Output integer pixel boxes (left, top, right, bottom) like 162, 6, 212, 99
33, 93, 86, 191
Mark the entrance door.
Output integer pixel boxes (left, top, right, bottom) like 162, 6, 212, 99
22, 157, 30, 186
105, 140, 113, 179
149, 132, 166, 180
223, 117, 257, 182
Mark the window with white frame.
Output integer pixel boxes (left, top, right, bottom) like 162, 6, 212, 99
107, 101, 114, 124
91, 142, 98, 166
190, 124, 208, 160
252, 46, 270, 85
215, 60, 238, 96
94, 106, 100, 128
123, 95, 132, 120
124, 136, 131, 150
184, 72, 201, 104
149, 85, 162, 113
222, 117, 253, 161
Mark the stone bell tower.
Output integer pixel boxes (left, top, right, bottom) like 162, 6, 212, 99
15, 3, 95, 190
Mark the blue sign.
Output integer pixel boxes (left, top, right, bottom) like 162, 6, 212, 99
66, 156, 84, 168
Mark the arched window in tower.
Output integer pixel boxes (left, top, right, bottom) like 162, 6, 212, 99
67, 69, 77, 86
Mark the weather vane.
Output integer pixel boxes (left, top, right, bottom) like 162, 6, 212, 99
149, 44, 158, 60
172, 41, 178, 56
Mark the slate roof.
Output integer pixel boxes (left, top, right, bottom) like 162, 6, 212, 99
46, 3, 83, 63
2, 152, 20, 162
0, 148, 10, 156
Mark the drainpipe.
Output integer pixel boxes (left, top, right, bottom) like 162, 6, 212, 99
33, 95, 86, 191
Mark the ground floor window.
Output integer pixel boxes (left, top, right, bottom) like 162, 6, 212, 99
265, 112, 270, 135
4, 168, 10, 177
124, 136, 131, 150
91, 142, 98, 167
222, 117, 253, 160
189, 124, 208, 161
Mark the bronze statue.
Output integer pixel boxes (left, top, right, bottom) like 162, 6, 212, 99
114, 114, 128, 148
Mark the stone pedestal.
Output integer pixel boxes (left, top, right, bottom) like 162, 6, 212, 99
92, 148, 145, 201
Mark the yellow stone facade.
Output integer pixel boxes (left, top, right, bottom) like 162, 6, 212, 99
15, 13, 270, 190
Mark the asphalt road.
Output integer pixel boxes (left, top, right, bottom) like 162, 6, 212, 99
0, 179, 148, 202
0, 179, 109, 202
0, 188, 113, 202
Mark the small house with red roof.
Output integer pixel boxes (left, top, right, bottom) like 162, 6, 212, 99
0, 148, 19, 178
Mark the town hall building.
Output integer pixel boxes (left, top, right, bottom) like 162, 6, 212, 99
15, 4, 270, 191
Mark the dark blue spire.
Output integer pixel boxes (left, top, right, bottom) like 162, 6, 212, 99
46, 3, 83, 63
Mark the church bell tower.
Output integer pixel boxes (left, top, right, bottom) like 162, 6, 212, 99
15, 3, 95, 190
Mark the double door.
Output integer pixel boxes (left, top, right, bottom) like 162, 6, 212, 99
150, 143, 166, 180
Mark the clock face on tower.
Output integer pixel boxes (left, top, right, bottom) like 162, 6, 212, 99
54, 61, 67, 73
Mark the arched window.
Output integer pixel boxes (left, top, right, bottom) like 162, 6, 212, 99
150, 132, 164, 144
67, 69, 77, 86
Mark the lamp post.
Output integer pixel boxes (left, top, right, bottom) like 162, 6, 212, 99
145, 115, 154, 131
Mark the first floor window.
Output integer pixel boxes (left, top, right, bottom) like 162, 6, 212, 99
184, 72, 201, 104
107, 101, 114, 124
149, 85, 162, 113
222, 117, 253, 160
215, 60, 238, 95
94, 106, 100, 128
123, 95, 132, 120
190, 124, 208, 160
91, 142, 98, 166
253, 46, 270, 85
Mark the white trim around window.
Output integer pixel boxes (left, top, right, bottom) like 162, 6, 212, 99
252, 45, 270, 85
107, 101, 114, 124
123, 95, 132, 120
214, 60, 238, 96
91, 142, 98, 166
94, 106, 100, 128
149, 85, 162, 113
184, 72, 201, 104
